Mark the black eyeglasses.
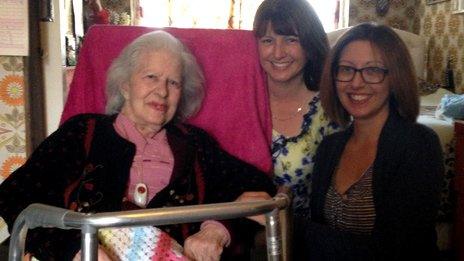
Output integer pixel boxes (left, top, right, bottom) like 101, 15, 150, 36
335, 65, 389, 84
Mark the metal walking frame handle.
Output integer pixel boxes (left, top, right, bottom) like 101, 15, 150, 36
9, 191, 291, 261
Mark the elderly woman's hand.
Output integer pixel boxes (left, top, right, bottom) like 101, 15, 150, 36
235, 191, 272, 226
183, 222, 230, 261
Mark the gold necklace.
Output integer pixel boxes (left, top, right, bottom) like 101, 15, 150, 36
272, 104, 306, 121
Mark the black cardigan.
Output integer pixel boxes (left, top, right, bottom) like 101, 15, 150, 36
294, 111, 444, 260
0, 114, 276, 260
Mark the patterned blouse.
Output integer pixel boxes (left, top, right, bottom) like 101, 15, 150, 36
323, 166, 376, 235
272, 95, 339, 215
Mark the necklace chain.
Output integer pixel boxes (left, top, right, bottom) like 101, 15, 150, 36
272, 104, 306, 121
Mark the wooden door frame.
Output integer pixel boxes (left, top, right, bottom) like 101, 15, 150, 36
24, 0, 47, 155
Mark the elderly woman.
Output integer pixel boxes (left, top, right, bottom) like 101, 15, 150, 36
0, 31, 275, 260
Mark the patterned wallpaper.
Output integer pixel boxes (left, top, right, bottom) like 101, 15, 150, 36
0, 57, 26, 183
349, 0, 422, 33
420, 0, 464, 94
349, 0, 463, 94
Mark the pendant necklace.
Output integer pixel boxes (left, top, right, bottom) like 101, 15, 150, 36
133, 156, 148, 207
116, 119, 149, 207
134, 182, 148, 207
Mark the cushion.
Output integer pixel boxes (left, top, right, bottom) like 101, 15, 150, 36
61, 25, 272, 173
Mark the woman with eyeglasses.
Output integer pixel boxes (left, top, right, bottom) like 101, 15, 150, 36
291, 22, 444, 260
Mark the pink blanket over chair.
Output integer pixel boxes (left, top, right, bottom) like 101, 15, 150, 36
61, 25, 272, 173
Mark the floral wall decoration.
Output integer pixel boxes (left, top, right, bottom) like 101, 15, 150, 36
0, 56, 26, 184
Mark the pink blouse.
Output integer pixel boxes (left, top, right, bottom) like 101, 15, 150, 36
114, 113, 174, 205
113, 114, 231, 245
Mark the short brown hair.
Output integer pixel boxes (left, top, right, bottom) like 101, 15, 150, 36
253, 0, 328, 90
320, 23, 419, 127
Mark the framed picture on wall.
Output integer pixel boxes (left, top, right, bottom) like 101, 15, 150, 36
426, 0, 449, 5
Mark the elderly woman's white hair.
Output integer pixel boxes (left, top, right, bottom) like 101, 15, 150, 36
105, 31, 204, 121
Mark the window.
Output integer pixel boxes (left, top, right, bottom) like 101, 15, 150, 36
308, 0, 340, 32
138, 0, 341, 31
64, 0, 345, 66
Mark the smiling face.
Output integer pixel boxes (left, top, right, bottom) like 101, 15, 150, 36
336, 40, 390, 123
258, 23, 307, 86
120, 49, 183, 137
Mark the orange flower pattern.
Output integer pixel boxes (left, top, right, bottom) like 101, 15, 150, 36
0, 57, 26, 185
1, 155, 25, 179
0, 75, 24, 106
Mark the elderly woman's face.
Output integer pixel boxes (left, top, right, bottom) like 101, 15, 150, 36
121, 49, 183, 136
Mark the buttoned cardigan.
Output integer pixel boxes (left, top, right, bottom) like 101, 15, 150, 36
0, 113, 276, 260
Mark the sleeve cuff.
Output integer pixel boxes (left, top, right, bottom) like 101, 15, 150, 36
200, 220, 231, 247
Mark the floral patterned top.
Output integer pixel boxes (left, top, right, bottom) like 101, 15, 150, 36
272, 95, 339, 215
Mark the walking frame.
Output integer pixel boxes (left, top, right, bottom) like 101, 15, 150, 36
8, 191, 291, 261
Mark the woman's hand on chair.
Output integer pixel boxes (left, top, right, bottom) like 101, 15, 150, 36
235, 191, 272, 226
23, 253, 32, 261
183, 223, 229, 261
